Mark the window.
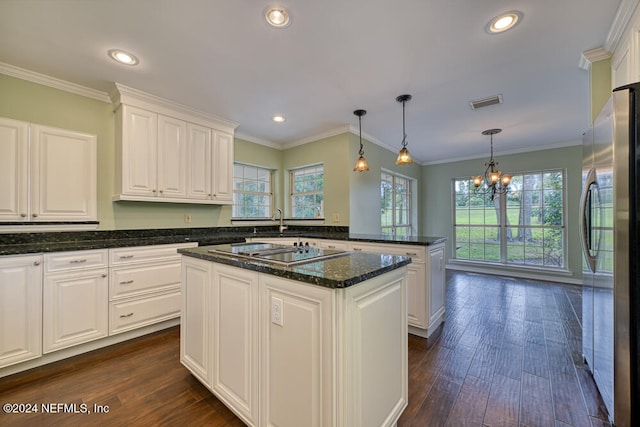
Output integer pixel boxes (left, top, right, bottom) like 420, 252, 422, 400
454, 169, 565, 268
290, 164, 324, 218
381, 171, 412, 237
232, 163, 273, 218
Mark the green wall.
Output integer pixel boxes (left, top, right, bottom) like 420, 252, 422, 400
348, 133, 421, 234
421, 145, 583, 282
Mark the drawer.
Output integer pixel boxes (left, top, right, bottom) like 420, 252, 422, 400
110, 242, 196, 266
349, 242, 425, 262
45, 249, 109, 273
109, 290, 181, 335
110, 261, 181, 300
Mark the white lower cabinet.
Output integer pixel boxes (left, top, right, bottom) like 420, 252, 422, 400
0, 254, 42, 368
43, 250, 109, 353
108, 242, 196, 335
181, 256, 408, 427
349, 240, 446, 338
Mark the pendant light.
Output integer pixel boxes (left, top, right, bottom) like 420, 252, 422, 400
472, 128, 512, 200
395, 94, 414, 165
353, 109, 369, 172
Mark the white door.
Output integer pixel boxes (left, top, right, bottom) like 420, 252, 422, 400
30, 124, 97, 221
43, 268, 108, 353
157, 115, 187, 198
120, 105, 158, 196
0, 118, 29, 221
186, 123, 212, 200
0, 255, 42, 368
212, 131, 233, 202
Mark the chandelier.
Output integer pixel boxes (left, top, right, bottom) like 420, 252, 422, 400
472, 128, 512, 200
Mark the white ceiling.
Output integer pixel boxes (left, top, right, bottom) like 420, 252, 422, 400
0, 0, 624, 164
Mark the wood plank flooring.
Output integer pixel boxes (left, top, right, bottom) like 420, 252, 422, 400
0, 271, 610, 426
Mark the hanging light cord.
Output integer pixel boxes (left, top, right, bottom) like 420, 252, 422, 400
358, 115, 365, 156
401, 99, 408, 149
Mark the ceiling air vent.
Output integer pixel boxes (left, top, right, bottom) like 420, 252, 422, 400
469, 94, 503, 110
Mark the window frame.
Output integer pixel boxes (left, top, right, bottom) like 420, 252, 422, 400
232, 162, 274, 219
381, 170, 413, 238
452, 168, 567, 270
289, 163, 324, 219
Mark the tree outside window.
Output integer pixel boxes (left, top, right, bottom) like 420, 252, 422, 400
232, 163, 273, 218
290, 165, 324, 219
381, 171, 412, 238
454, 169, 565, 268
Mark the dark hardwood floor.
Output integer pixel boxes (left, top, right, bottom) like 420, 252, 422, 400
0, 271, 610, 426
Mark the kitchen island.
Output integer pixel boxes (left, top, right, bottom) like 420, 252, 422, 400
179, 243, 411, 427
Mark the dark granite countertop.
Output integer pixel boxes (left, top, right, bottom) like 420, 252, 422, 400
179, 245, 411, 289
0, 226, 446, 256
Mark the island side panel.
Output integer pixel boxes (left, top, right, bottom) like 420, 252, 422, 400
259, 274, 335, 427
338, 268, 408, 427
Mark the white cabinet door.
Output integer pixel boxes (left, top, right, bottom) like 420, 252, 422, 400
119, 105, 158, 197
30, 125, 97, 221
0, 118, 29, 221
157, 115, 187, 198
212, 264, 259, 425
212, 131, 233, 202
43, 268, 108, 353
0, 255, 42, 368
186, 123, 212, 200
428, 245, 446, 327
407, 261, 427, 329
181, 256, 212, 388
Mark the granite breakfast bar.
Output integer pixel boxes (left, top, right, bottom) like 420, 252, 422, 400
179, 243, 411, 427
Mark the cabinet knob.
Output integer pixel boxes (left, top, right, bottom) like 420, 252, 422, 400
33, 261, 41, 266
32, 213, 38, 218
159, 190, 163, 194
20, 213, 27, 218
101, 274, 107, 278
152, 189, 157, 193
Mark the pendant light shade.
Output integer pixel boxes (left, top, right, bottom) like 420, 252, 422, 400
353, 109, 369, 172
395, 94, 413, 165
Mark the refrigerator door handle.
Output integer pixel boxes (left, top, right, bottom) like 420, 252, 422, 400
580, 167, 598, 273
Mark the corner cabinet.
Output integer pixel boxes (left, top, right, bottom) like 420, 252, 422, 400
111, 83, 238, 205
0, 117, 97, 222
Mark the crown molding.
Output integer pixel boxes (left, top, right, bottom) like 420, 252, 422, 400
422, 138, 582, 165
579, 47, 612, 70
281, 125, 352, 149
110, 83, 238, 133
604, 0, 640, 53
234, 132, 282, 149
0, 62, 111, 103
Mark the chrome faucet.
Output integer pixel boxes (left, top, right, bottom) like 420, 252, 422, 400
272, 208, 288, 234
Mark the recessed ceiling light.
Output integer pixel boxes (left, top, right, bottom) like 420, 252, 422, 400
486, 11, 522, 34
108, 49, 139, 65
265, 7, 291, 28
272, 115, 286, 123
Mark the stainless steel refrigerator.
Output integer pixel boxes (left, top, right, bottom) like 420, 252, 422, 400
581, 83, 639, 426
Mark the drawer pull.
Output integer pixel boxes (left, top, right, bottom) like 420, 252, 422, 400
328, 245, 336, 249
70, 259, 87, 264
353, 247, 362, 251
120, 280, 134, 285
120, 312, 134, 318
405, 252, 418, 256
119, 255, 134, 259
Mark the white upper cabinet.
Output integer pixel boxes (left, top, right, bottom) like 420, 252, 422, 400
111, 83, 238, 205
0, 117, 97, 222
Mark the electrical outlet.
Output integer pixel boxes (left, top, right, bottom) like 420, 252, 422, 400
184, 213, 192, 223
332, 213, 340, 223
271, 296, 284, 326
